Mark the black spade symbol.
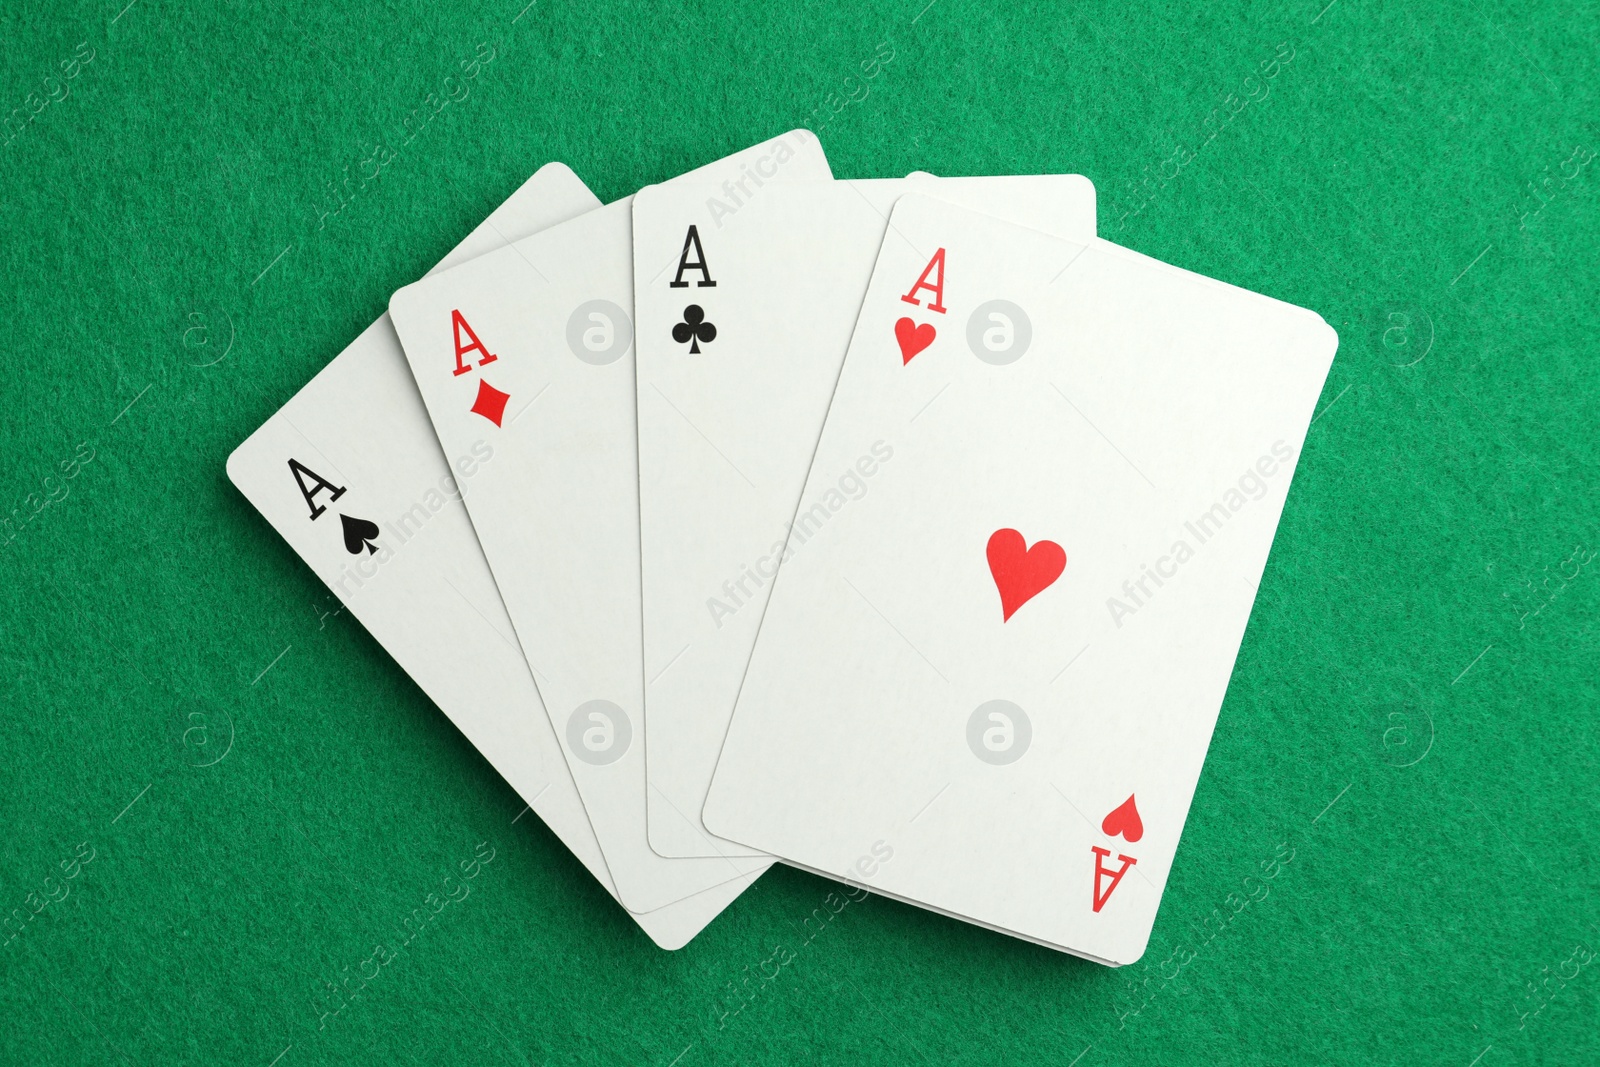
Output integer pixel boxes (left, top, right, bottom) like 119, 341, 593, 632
671, 304, 717, 354
339, 513, 380, 555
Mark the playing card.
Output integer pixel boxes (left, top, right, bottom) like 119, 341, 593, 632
631, 176, 1097, 858
226, 163, 757, 948
387, 132, 830, 912
703, 194, 1337, 963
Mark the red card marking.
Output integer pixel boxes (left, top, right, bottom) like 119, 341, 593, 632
1101, 794, 1143, 843
894, 317, 936, 364
1091, 847, 1137, 913
470, 379, 511, 427
986, 528, 1066, 621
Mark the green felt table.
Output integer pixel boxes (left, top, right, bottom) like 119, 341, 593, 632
2, 0, 1597, 1063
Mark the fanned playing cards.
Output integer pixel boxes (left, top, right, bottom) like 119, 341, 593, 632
229, 134, 1337, 960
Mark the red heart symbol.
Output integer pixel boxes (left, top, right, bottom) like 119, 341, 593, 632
895, 317, 936, 364
986, 528, 1066, 621
1101, 794, 1143, 843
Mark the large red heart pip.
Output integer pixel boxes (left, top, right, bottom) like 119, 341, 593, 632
894, 317, 936, 364
1101, 794, 1143, 843
986, 528, 1066, 621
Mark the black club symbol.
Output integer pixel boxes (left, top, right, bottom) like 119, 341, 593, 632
672, 304, 717, 354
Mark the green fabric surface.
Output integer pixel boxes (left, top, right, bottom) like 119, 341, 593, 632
2, 0, 1596, 1063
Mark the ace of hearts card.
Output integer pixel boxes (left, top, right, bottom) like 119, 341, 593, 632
703, 194, 1337, 964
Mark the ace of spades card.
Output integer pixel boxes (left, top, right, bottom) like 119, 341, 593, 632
704, 195, 1337, 963
226, 163, 759, 948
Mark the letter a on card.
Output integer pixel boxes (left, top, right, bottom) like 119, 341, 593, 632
288, 458, 345, 519
1091, 847, 1137, 913
899, 247, 947, 313
670, 225, 717, 288
451, 310, 497, 376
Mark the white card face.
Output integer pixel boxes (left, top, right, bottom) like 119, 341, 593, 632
704, 194, 1337, 964
226, 163, 757, 949
632, 176, 1097, 858
387, 133, 831, 913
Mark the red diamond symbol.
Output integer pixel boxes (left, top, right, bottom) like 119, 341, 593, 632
470, 379, 511, 427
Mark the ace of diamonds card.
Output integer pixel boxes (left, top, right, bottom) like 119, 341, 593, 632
703, 195, 1337, 963
387, 132, 830, 913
